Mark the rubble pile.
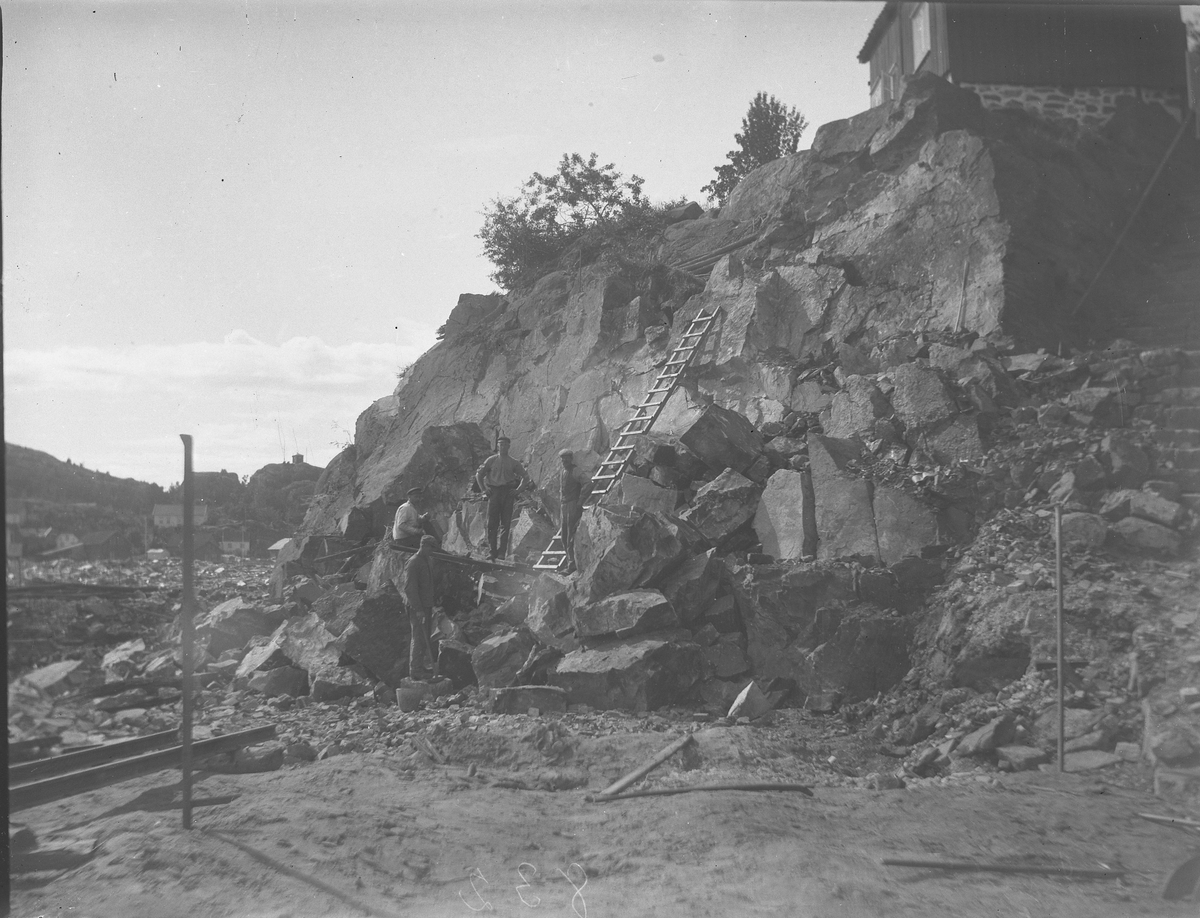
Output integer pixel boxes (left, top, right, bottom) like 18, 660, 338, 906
6, 339, 1199, 800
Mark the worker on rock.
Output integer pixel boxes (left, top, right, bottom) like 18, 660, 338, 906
401, 535, 440, 680
556, 449, 591, 573
475, 436, 531, 561
391, 487, 439, 550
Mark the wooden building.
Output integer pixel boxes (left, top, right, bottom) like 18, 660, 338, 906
859, 3, 1188, 126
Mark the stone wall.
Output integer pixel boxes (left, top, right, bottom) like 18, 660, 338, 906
961, 82, 1186, 128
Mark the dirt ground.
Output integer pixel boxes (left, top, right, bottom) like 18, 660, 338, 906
13, 709, 1200, 918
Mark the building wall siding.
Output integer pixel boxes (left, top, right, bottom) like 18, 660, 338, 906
946, 4, 1186, 89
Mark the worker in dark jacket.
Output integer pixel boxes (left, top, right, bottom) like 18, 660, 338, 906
401, 535, 439, 679
475, 436, 531, 560
556, 449, 591, 573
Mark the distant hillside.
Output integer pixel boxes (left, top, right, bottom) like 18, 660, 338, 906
5, 443, 166, 513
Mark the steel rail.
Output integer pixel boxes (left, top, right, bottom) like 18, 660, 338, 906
10, 724, 276, 813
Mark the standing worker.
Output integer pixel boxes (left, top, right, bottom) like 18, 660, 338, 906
401, 535, 439, 680
556, 449, 591, 573
475, 436, 531, 561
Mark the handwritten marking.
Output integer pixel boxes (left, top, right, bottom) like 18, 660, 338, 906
459, 867, 493, 912
556, 863, 588, 918
515, 862, 541, 908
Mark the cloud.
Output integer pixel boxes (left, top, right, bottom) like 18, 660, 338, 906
5, 332, 434, 486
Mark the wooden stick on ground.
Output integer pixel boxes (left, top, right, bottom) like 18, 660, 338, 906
882, 858, 1124, 879
588, 782, 813, 803
596, 733, 694, 798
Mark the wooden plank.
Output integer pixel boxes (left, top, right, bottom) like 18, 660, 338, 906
11, 725, 277, 812
596, 733, 694, 797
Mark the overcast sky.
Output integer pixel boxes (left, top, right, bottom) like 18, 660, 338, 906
4, 0, 881, 487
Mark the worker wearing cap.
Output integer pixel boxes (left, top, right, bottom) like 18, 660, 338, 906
401, 535, 439, 679
391, 487, 438, 550
475, 436, 531, 560
557, 449, 591, 573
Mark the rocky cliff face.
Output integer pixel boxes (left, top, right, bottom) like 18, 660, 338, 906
300, 76, 1176, 542
275, 75, 1193, 713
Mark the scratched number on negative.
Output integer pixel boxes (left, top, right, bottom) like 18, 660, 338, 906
461, 864, 587, 914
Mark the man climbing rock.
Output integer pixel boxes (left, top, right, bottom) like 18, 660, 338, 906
391, 487, 439, 549
401, 535, 439, 680
556, 449, 591, 572
475, 436, 531, 560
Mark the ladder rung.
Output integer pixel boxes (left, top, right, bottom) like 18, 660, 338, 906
592, 473, 621, 482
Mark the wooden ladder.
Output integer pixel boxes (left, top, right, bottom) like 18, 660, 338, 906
533, 308, 721, 571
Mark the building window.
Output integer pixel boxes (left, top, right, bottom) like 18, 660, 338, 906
910, 2, 931, 70
870, 77, 883, 107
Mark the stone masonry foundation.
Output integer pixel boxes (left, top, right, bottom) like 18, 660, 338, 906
961, 82, 1186, 128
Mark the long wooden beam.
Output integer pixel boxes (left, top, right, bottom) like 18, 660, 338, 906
10, 725, 276, 813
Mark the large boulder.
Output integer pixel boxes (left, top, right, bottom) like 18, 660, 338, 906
729, 563, 909, 702
196, 598, 285, 659
248, 665, 308, 698
526, 575, 579, 652
443, 498, 489, 557
550, 637, 704, 712
572, 507, 695, 602
1100, 434, 1150, 489
303, 422, 492, 538
606, 475, 679, 515
1112, 517, 1181, 554
571, 590, 678, 640
679, 469, 760, 544
1099, 489, 1186, 529
872, 486, 939, 565
655, 549, 722, 625
889, 363, 958, 435
471, 630, 535, 689
1060, 512, 1108, 548
826, 376, 892, 439
677, 402, 765, 476
807, 436, 878, 563
314, 588, 409, 683
753, 469, 816, 561
507, 508, 558, 561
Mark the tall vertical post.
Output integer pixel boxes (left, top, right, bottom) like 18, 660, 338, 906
1055, 505, 1065, 773
180, 435, 196, 827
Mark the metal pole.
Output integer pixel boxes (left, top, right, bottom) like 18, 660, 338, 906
180, 434, 195, 828
1055, 504, 1065, 773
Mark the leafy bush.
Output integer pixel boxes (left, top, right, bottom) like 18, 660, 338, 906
703, 92, 809, 206
478, 153, 656, 291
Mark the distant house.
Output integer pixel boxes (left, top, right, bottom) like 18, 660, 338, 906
219, 537, 251, 556
55, 533, 82, 551
153, 503, 209, 528
43, 530, 132, 561
159, 528, 222, 560
859, 3, 1188, 126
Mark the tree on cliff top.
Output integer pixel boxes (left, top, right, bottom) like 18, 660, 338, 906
702, 92, 809, 206
478, 153, 650, 291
